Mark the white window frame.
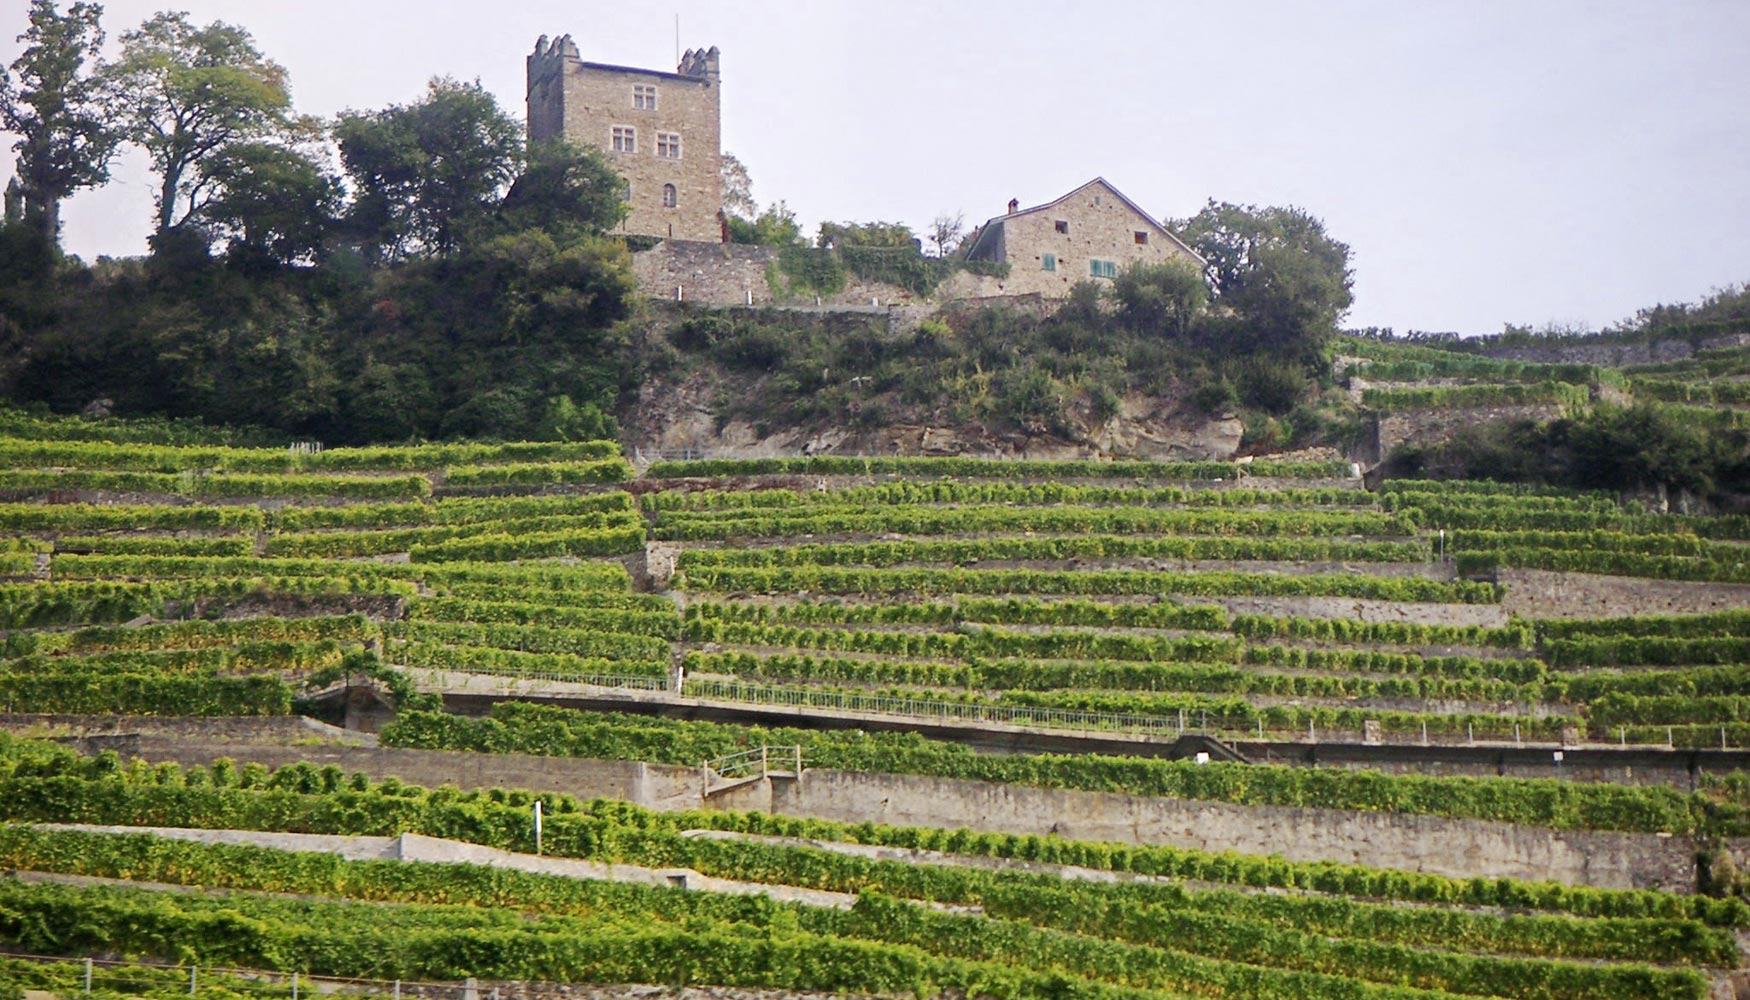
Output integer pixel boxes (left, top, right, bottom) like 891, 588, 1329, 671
633, 84, 658, 110
611, 125, 636, 154
657, 132, 682, 160
1090, 259, 1117, 279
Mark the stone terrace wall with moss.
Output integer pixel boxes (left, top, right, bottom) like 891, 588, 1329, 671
632, 240, 922, 308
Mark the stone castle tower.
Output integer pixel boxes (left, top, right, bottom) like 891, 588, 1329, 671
526, 34, 723, 243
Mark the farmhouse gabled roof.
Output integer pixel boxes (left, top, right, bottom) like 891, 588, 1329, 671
961, 177, 1205, 265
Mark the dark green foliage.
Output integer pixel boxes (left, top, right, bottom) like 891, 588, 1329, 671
195, 141, 341, 265
0, 0, 117, 243
1177, 200, 1354, 361
1387, 403, 1750, 500
335, 76, 523, 261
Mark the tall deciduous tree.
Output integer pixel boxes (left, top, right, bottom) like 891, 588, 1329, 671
1177, 200, 1353, 358
196, 141, 340, 266
0, 0, 118, 243
335, 77, 522, 261
100, 12, 293, 234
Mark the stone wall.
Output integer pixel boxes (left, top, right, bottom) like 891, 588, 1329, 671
1499, 567, 1750, 619
121, 737, 1715, 892
630, 240, 929, 310
633, 241, 777, 305
1476, 333, 1750, 367
1373, 403, 1566, 462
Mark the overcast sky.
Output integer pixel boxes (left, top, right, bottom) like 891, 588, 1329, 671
5, 0, 1747, 335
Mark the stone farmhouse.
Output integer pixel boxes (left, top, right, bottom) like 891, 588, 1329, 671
526, 34, 722, 243
957, 178, 1204, 297
525, 36, 1200, 307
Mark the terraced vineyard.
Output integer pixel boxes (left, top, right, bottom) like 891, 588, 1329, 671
4, 410, 1750, 997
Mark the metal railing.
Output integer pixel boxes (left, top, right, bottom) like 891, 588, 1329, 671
703, 744, 803, 780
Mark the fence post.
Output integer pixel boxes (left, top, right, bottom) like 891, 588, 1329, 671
292, 972, 299, 1000
190, 966, 197, 997
84, 958, 92, 996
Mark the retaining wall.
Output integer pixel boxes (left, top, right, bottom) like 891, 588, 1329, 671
125, 737, 1712, 892
1498, 568, 1750, 619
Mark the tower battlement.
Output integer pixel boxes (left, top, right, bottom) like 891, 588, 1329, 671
525, 32, 723, 243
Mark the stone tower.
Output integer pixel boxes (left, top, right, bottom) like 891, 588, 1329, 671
526, 34, 723, 243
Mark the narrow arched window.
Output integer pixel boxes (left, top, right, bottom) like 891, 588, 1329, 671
662, 184, 678, 208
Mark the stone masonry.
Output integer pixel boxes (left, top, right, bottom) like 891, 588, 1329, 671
527, 35, 722, 242
958, 178, 1203, 298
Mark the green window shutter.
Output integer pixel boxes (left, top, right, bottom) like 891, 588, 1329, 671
1042, 253, 1056, 271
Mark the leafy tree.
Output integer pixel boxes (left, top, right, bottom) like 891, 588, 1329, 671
726, 200, 802, 247
196, 142, 340, 266
1560, 403, 1726, 497
719, 151, 755, 219
1112, 259, 1207, 337
1177, 201, 1353, 359
335, 77, 522, 261
100, 12, 295, 234
0, 0, 117, 244
498, 140, 627, 240
817, 220, 918, 250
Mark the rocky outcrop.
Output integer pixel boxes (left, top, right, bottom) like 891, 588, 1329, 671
621, 371, 1244, 463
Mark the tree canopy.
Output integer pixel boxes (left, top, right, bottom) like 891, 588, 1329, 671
1177, 201, 1353, 359
99, 12, 295, 234
335, 77, 523, 261
0, 0, 116, 243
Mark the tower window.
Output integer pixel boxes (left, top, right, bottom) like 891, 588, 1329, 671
1134, 231, 1149, 245
657, 133, 682, 159
662, 184, 678, 208
611, 126, 636, 153
1041, 253, 1056, 271
634, 84, 657, 110
1054, 220, 1069, 234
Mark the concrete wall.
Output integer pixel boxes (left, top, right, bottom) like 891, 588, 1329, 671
125, 737, 1711, 892
738, 767, 1701, 892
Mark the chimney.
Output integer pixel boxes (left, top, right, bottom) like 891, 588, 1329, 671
1007, 198, 1019, 214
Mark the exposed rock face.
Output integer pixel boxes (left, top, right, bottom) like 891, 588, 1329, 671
1091, 394, 1243, 461
620, 372, 1243, 463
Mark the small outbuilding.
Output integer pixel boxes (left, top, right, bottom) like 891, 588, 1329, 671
960, 177, 1203, 298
